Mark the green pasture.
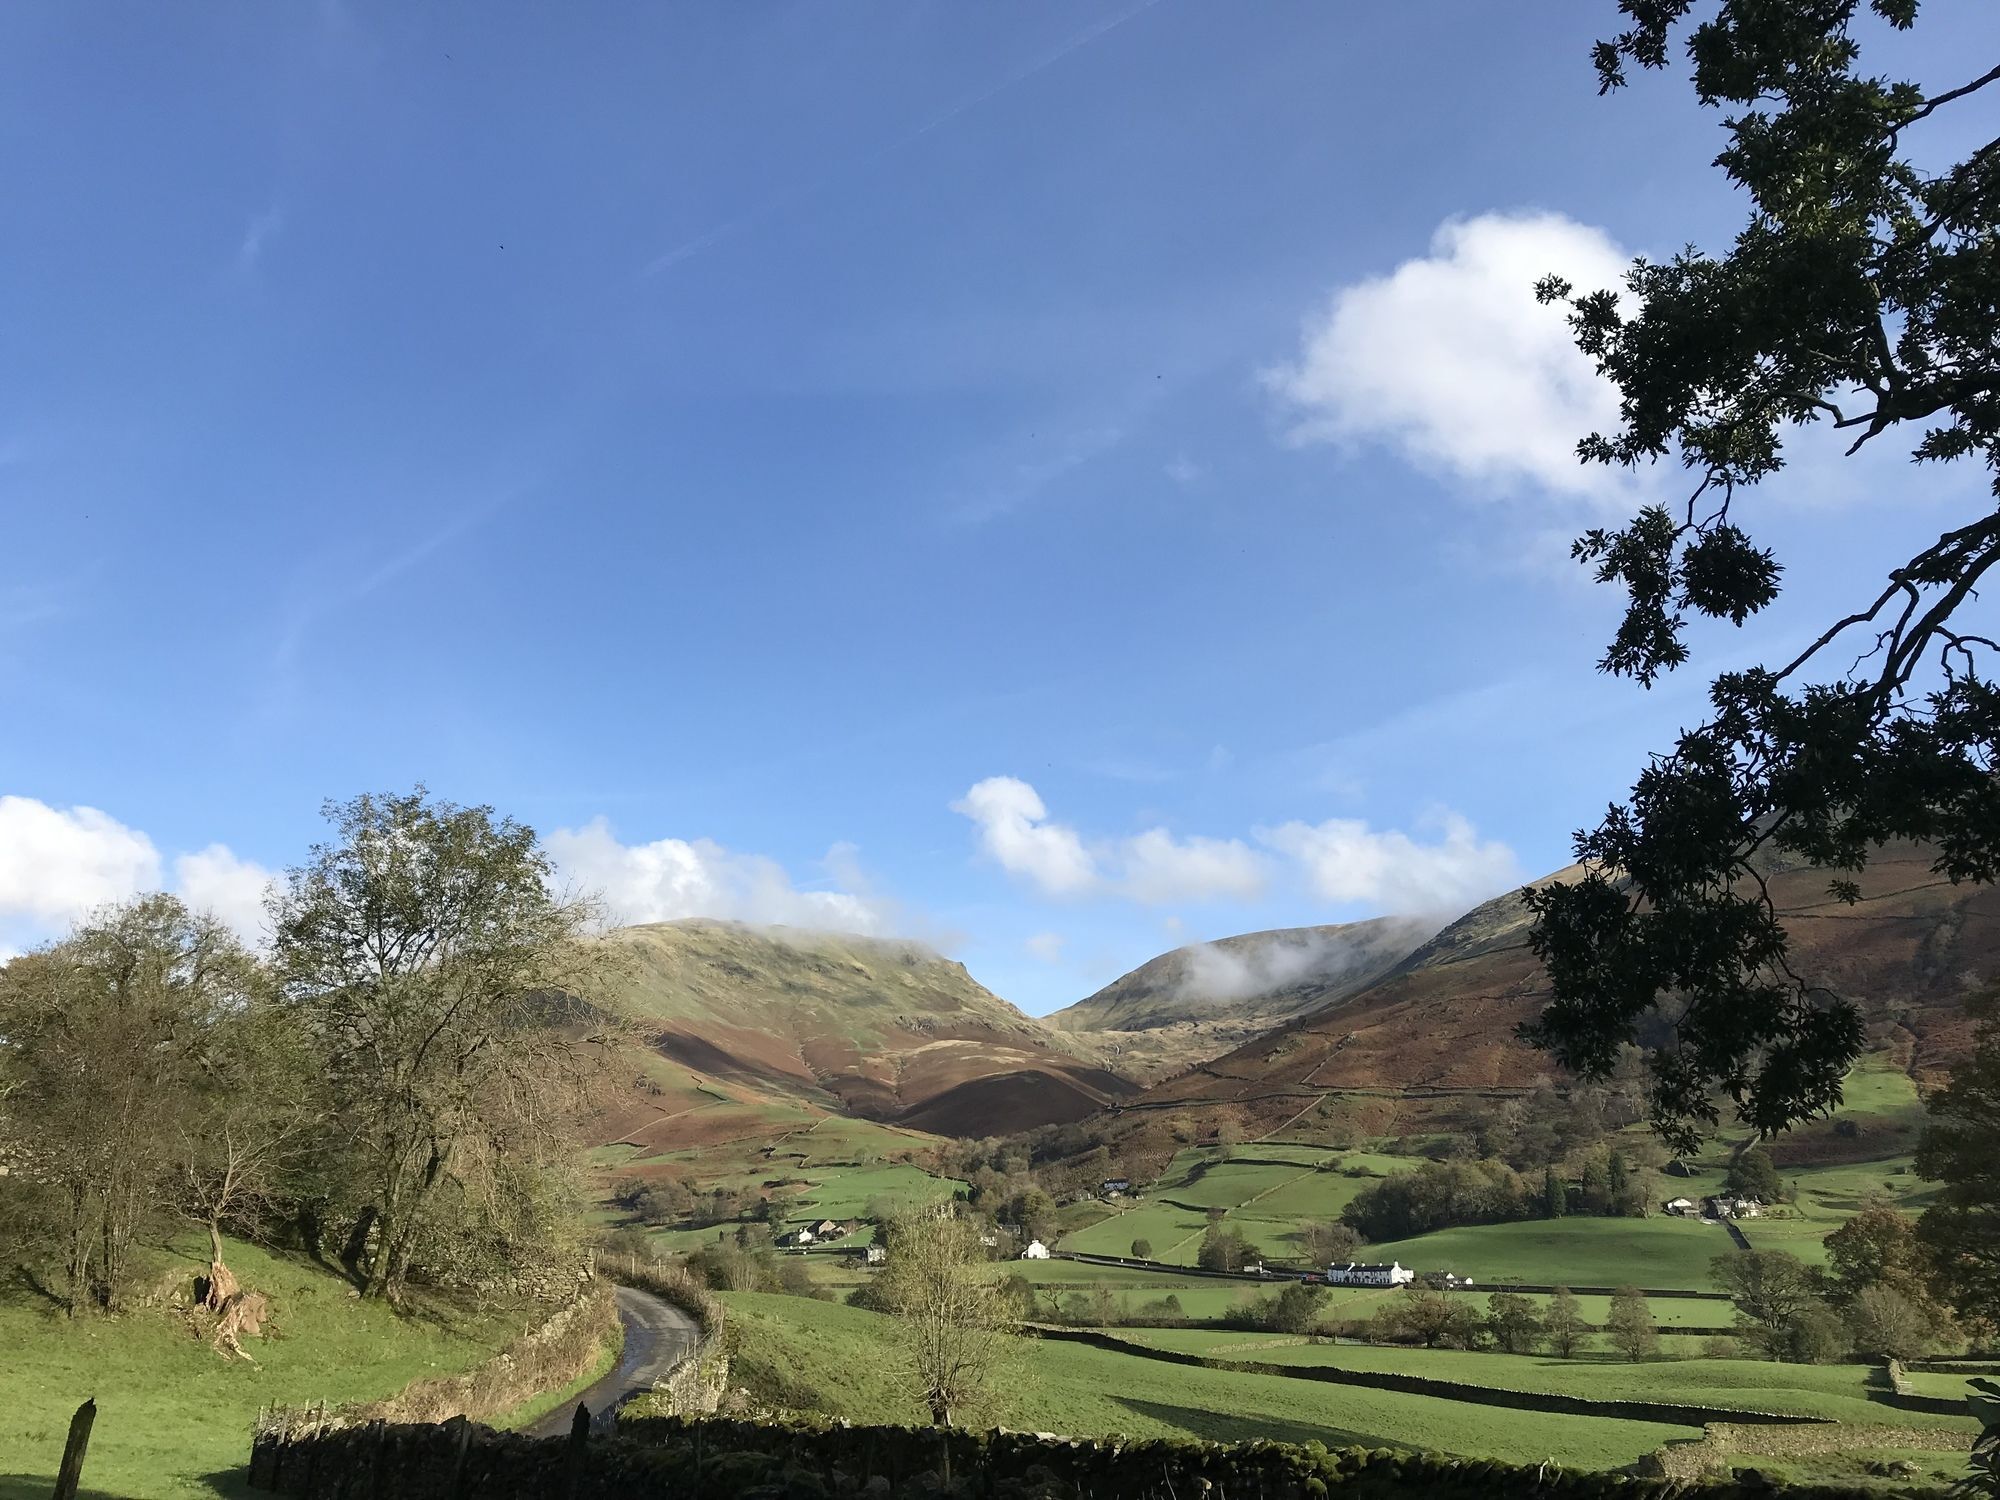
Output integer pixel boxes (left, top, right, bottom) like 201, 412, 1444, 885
0, 1238, 520, 1500
718, 1292, 1697, 1469
1120, 1330, 1978, 1432
791, 1163, 964, 1221
1360, 1216, 1732, 1291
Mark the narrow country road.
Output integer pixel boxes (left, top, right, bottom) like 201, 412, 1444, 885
526, 1285, 700, 1437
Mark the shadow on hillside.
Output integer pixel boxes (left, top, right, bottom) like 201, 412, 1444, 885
1110, 1395, 1395, 1452
0, 1478, 124, 1500
197, 1468, 255, 1498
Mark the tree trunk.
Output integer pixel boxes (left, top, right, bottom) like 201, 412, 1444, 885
340, 1205, 378, 1284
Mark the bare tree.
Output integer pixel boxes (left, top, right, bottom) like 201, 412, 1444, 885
877, 1208, 1015, 1425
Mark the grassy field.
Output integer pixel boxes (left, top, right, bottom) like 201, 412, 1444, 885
0, 1239, 521, 1500
1119, 1330, 1979, 1432
719, 1292, 1699, 1469
1358, 1217, 1734, 1291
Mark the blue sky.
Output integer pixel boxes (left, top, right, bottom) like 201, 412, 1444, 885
2, 3, 1993, 1012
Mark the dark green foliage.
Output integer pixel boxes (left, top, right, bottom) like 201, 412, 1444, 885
1484, 1291, 1545, 1354
1340, 1159, 1534, 1240
1195, 1224, 1254, 1272
1724, 1146, 1782, 1204
1524, 3, 2000, 1151
1917, 992, 2000, 1331
1262, 1281, 1324, 1335
1710, 1249, 1833, 1361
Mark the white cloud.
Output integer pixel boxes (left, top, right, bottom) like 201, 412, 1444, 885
0, 795, 162, 927
1119, 827, 1267, 905
1257, 810, 1521, 914
953, 777, 1267, 905
951, 778, 1100, 897
1025, 931, 1066, 963
0, 795, 273, 950
1164, 453, 1202, 485
546, 817, 894, 935
1266, 211, 1637, 504
173, 845, 277, 946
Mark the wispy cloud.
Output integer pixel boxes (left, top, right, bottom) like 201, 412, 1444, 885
949, 423, 1126, 525
641, 0, 1162, 279
236, 205, 284, 272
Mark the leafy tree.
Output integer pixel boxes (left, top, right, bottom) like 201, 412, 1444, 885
1486, 1291, 1546, 1354
1780, 1300, 1853, 1366
0, 896, 262, 1315
1824, 1202, 1957, 1349
1543, 1165, 1566, 1219
1725, 1147, 1783, 1205
1130, 1238, 1152, 1260
1264, 1281, 1324, 1335
1341, 1159, 1533, 1240
1545, 1286, 1590, 1358
1372, 1285, 1481, 1349
876, 1210, 1015, 1425
1917, 991, 2000, 1328
1605, 1285, 1659, 1361
1522, 2, 2000, 1151
1712, 1249, 1827, 1360
1197, 1224, 1253, 1273
173, 992, 323, 1288
270, 789, 608, 1302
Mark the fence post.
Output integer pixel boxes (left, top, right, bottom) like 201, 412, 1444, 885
51, 1397, 95, 1500
562, 1403, 590, 1500
444, 1415, 474, 1500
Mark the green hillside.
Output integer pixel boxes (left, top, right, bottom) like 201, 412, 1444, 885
0, 1239, 522, 1500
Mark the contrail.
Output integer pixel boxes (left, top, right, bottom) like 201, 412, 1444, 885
640, 0, 1164, 279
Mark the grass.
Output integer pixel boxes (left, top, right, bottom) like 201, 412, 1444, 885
1359, 1217, 1734, 1292
718, 1291, 1699, 1470
0, 1238, 522, 1500
1119, 1330, 1979, 1432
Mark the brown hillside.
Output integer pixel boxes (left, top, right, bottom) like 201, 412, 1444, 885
590, 919, 1140, 1137
1107, 844, 1996, 1135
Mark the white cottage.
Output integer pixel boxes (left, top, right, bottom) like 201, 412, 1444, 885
1663, 1196, 1696, 1216
1325, 1261, 1415, 1287
1021, 1239, 1051, 1260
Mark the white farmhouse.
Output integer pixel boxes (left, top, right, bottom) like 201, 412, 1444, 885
1663, 1196, 1696, 1216
1325, 1261, 1415, 1287
1022, 1239, 1051, 1260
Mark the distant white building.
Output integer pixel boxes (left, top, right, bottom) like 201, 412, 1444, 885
1663, 1196, 1696, 1216
1022, 1239, 1051, 1260
864, 1243, 887, 1265
782, 1228, 816, 1247
1326, 1261, 1414, 1287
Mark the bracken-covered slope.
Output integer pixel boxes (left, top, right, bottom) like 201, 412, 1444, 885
591, 919, 1139, 1136
1108, 844, 1997, 1134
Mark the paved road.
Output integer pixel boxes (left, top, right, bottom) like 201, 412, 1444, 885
526, 1286, 701, 1437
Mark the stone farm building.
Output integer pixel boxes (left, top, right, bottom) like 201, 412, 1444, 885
1326, 1261, 1415, 1287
